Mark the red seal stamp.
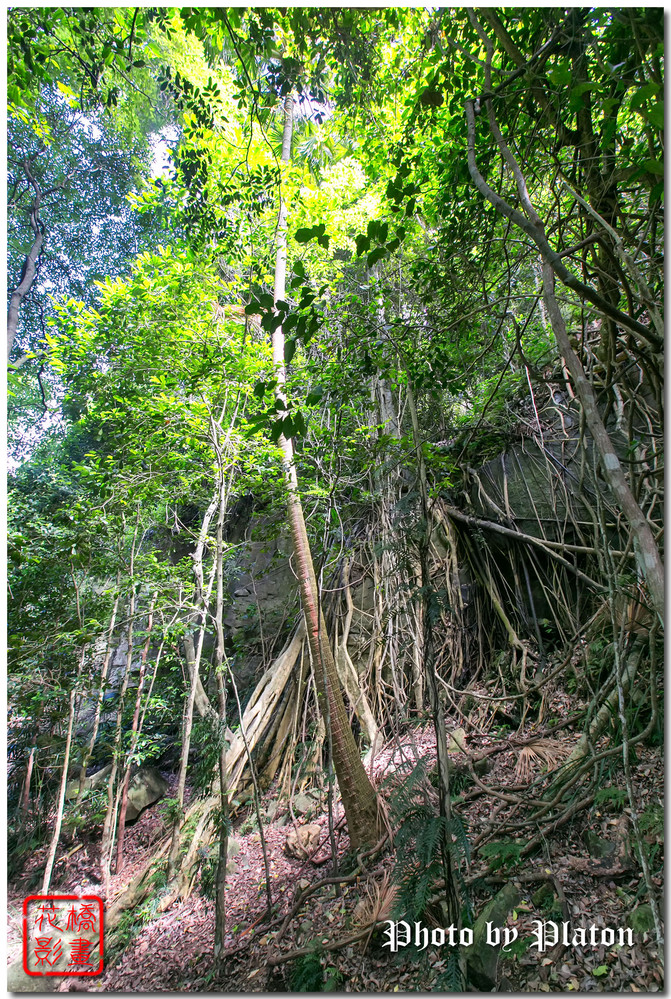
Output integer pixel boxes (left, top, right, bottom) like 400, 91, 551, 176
23, 895, 104, 977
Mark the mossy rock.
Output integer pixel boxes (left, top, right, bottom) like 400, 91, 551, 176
627, 904, 655, 934
467, 882, 521, 991
532, 883, 554, 909
583, 829, 616, 859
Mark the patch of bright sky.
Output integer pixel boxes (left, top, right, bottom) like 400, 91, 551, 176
150, 125, 179, 179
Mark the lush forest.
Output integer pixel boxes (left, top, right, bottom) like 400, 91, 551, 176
7, 7, 664, 993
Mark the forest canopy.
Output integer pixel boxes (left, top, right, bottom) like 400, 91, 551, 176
7, 7, 663, 993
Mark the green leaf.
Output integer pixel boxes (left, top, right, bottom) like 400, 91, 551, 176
629, 82, 660, 110
367, 246, 387, 267
593, 966, 608, 977
355, 234, 370, 256
548, 61, 572, 87
253, 381, 266, 399
282, 415, 294, 437
269, 418, 284, 443
643, 159, 664, 175
295, 226, 315, 243
292, 411, 306, 436
642, 104, 664, 130
284, 338, 296, 364
305, 385, 324, 405
650, 180, 664, 203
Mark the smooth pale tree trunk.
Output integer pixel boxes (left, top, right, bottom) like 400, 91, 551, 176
100, 515, 141, 895
100, 589, 136, 894
78, 582, 121, 797
116, 592, 157, 873
7, 223, 43, 360
272, 94, 379, 849
41, 647, 86, 895
20, 700, 43, 821
20, 746, 36, 818
8, 158, 75, 360
168, 469, 221, 876
213, 463, 230, 960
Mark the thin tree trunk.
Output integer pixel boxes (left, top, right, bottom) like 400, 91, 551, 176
78, 581, 121, 796
20, 700, 43, 821
213, 462, 230, 961
20, 746, 36, 819
100, 589, 136, 895
406, 380, 460, 925
465, 98, 664, 624
41, 646, 86, 895
101, 515, 141, 896
7, 222, 43, 360
168, 471, 221, 876
116, 592, 157, 873
271, 94, 379, 849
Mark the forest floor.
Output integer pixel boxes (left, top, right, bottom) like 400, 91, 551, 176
8, 709, 664, 993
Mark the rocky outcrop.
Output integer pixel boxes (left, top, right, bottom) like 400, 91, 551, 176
65, 765, 167, 822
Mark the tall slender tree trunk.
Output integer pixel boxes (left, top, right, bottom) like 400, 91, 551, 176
116, 592, 157, 873
100, 589, 136, 895
7, 212, 43, 360
41, 646, 86, 895
406, 381, 461, 925
272, 94, 379, 849
213, 463, 230, 960
78, 580, 121, 796
101, 515, 141, 896
20, 746, 36, 819
20, 700, 43, 822
168, 470, 221, 876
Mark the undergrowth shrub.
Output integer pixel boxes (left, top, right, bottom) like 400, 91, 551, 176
290, 948, 342, 991
385, 758, 470, 923
479, 839, 524, 873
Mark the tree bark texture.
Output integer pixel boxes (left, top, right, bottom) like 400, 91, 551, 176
272, 93, 379, 849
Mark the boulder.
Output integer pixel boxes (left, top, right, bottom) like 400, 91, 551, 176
583, 829, 616, 860
7, 957, 57, 992
284, 823, 322, 860
65, 763, 113, 801
227, 837, 241, 858
448, 728, 467, 752
124, 767, 168, 821
293, 791, 320, 816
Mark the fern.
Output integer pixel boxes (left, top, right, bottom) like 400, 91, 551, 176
432, 951, 464, 991
479, 839, 523, 872
289, 948, 342, 992
290, 950, 324, 992
387, 759, 470, 923
593, 785, 627, 809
